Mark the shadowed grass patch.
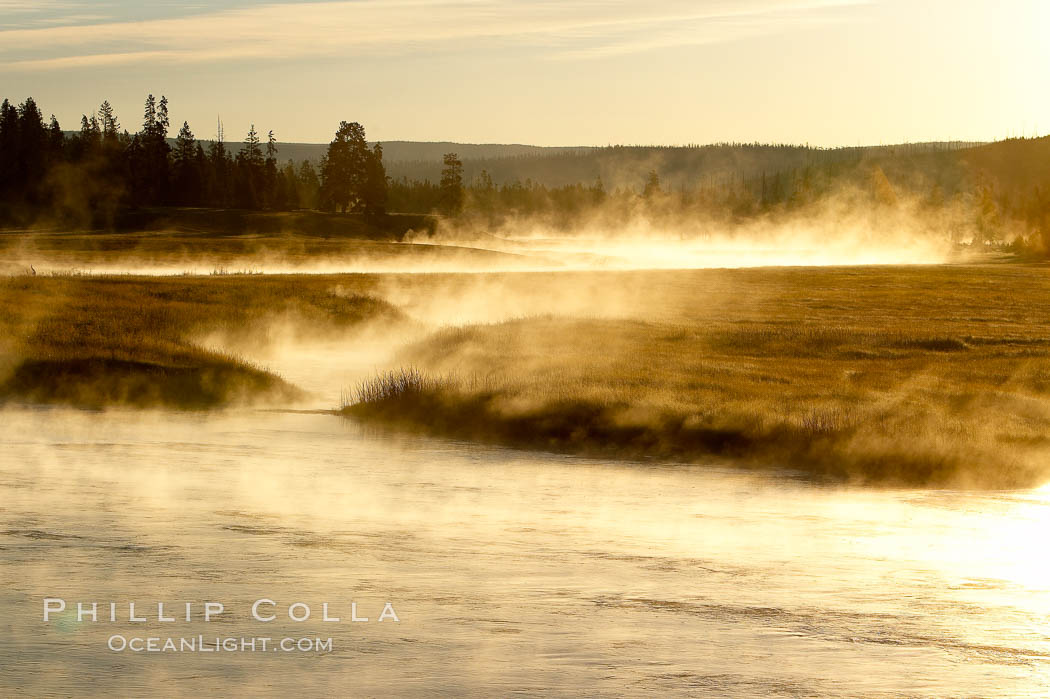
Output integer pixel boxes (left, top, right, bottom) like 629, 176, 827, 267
0, 275, 405, 409
4, 357, 301, 410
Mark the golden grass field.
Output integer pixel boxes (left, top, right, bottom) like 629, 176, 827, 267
342, 264, 1050, 489
3, 260, 1050, 487
0, 228, 542, 275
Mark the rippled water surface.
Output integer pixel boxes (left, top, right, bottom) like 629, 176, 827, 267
3, 406, 1050, 697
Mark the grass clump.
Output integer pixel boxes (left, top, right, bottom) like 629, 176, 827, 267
349, 368, 453, 406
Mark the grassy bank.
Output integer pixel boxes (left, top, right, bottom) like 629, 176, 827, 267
7, 262, 1050, 487
106, 208, 438, 239
3, 207, 438, 239
0, 275, 404, 409
343, 264, 1050, 488
0, 213, 545, 276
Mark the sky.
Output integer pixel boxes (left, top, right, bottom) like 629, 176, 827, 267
0, 0, 1047, 147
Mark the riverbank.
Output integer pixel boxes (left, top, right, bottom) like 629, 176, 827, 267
0, 209, 558, 275
5, 264, 1050, 486
342, 264, 1050, 488
2, 207, 438, 238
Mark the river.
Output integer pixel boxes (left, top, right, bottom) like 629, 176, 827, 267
3, 401, 1050, 696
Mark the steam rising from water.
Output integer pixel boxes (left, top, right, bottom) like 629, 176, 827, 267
4, 194, 967, 277
474, 232, 952, 270
4, 407, 1050, 696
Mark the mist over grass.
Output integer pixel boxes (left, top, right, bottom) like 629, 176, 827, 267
0, 211, 550, 276
0, 162, 997, 276
6, 260, 1050, 488
343, 266, 1050, 488
0, 275, 405, 409
412, 176, 986, 272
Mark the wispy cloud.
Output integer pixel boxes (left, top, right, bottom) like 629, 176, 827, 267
0, 0, 78, 9
0, 0, 869, 71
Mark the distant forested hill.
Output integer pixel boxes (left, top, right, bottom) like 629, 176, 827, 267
955, 136, 1050, 192
384, 142, 986, 190
123, 136, 985, 190
256, 139, 985, 190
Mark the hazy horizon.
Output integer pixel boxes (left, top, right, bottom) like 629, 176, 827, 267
54, 133, 993, 151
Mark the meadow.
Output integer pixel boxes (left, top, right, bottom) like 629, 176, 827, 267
0, 218, 539, 276
3, 259, 1050, 487
342, 264, 1050, 488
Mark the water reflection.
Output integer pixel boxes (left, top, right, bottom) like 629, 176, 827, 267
2, 407, 1049, 697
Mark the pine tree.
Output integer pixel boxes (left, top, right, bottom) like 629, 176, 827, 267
319, 121, 370, 212
264, 130, 279, 208
234, 124, 265, 209
98, 100, 120, 142
207, 130, 231, 208
77, 114, 101, 158
174, 121, 196, 164
47, 115, 63, 157
266, 130, 278, 162
132, 93, 172, 205
157, 96, 169, 137
16, 98, 48, 203
142, 94, 157, 135
173, 121, 201, 205
0, 99, 19, 200
361, 143, 387, 216
439, 152, 464, 216
642, 170, 662, 199
242, 124, 263, 167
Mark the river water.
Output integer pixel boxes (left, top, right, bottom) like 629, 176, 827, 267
3, 400, 1050, 697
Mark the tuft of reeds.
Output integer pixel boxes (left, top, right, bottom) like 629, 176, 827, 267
347, 368, 441, 406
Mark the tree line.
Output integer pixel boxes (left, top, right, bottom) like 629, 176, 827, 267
0, 95, 467, 225
390, 140, 1050, 253
2, 94, 1048, 254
